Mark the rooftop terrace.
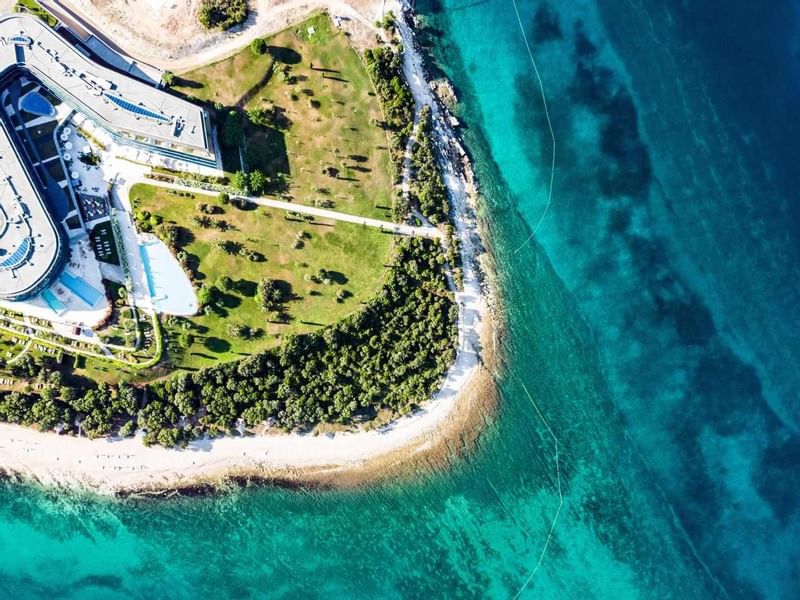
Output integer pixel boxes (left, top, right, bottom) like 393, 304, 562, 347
0, 15, 214, 157
0, 116, 63, 300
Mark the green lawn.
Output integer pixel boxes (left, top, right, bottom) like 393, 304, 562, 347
15, 0, 58, 27
131, 183, 392, 371
172, 48, 275, 106
0, 333, 25, 368
174, 13, 395, 221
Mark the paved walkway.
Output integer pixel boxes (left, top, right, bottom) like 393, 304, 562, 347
140, 178, 444, 239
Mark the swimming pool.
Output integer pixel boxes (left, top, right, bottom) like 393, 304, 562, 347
139, 240, 198, 315
20, 91, 55, 117
41, 289, 66, 314
59, 272, 103, 307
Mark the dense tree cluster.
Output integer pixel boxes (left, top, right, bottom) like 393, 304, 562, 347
363, 47, 414, 136
231, 169, 268, 195
412, 107, 450, 224
198, 0, 248, 31
144, 237, 456, 443
0, 355, 138, 438
363, 45, 415, 221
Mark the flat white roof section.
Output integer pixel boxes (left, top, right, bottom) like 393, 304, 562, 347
0, 118, 63, 300
0, 15, 213, 157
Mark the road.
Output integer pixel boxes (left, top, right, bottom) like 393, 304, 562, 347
49, 0, 382, 73
139, 178, 444, 239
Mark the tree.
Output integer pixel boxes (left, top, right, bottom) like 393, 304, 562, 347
119, 419, 137, 437
247, 107, 271, 127
376, 11, 395, 31
161, 71, 175, 87
248, 169, 267, 195
198, 0, 248, 31
227, 322, 250, 339
256, 277, 284, 312
156, 223, 181, 249
197, 285, 217, 308
232, 170, 249, 193
250, 37, 267, 55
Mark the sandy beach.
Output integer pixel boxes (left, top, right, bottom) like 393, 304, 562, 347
0, 1, 497, 494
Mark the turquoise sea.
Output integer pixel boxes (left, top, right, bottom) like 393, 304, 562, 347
2, 1, 799, 597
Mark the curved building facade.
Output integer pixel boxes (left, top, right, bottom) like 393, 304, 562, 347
0, 14, 218, 300
0, 117, 66, 301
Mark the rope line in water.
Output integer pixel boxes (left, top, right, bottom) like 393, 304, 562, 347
510, 0, 557, 254
511, 379, 564, 598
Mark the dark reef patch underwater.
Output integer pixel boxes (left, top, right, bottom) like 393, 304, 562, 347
1, 0, 800, 598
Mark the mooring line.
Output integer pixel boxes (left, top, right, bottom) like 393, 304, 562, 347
510, 0, 557, 254
512, 378, 564, 598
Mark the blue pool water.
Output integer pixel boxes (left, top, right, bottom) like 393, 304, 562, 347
139, 241, 198, 315
59, 272, 102, 307
19, 91, 55, 117
138, 243, 158, 298
41, 289, 66, 314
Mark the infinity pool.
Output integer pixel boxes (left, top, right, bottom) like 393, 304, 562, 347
139, 240, 197, 315
59, 271, 103, 307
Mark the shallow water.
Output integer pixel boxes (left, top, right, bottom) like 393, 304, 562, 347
1, 1, 799, 597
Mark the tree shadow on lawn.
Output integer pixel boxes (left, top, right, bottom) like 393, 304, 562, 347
177, 225, 195, 246
276, 279, 295, 301
172, 76, 204, 89
204, 337, 231, 353
218, 291, 242, 309
183, 253, 203, 280
190, 323, 210, 334
235, 279, 257, 297
244, 122, 289, 186
325, 271, 348, 285
235, 67, 276, 109
268, 46, 302, 64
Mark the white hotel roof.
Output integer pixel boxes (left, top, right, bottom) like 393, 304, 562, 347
0, 119, 61, 299
0, 14, 212, 154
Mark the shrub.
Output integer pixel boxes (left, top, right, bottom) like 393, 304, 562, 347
198, 0, 248, 31
232, 170, 249, 193
248, 169, 267, 195
250, 37, 267, 55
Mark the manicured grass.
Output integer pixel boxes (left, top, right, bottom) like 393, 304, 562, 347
15, 0, 58, 27
174, 13, 395, 221
173, 50, 274, 106
131, 183, 392, 371
0, 333, 25, 365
